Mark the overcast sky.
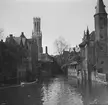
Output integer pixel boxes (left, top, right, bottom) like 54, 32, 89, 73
0, 0, 108, 54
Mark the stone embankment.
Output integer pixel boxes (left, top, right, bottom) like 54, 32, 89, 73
68, 68, 108, 85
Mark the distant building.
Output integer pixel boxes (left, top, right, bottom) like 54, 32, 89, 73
32, 17, 43, 60
4, 17, 44, 81
40, 46, 53, 62
5, 32, 32, 82
5, 32, 39, 81
31, 17, 53, 63
79, 0, 108, 81
79, 29, 93, 80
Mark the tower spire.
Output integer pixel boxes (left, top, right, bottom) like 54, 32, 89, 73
86, 26, 90, 43
84, 30, 85, 35
95, 0, 106, 14
86, 26, 89, 35
82, 30, 86, 41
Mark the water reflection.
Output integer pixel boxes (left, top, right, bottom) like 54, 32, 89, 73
1, 76, 108, 105
41, 77, 83, 105
76, 78, 108, 105
41, 76, 108, 105
41, 78, 61, 105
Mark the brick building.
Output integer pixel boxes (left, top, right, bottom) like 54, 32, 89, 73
5, 30, 39, 82
5, 32, 33, 82
79, 0, 108, 81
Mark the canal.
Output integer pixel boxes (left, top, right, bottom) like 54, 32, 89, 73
0, 75, 108, 105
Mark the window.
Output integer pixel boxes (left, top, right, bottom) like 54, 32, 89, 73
99, 44, 104, 51
100, 34, 103, 39
98, 68, 103, 73
34, 22, 36, 28
101, 61, 104, 64
100, 17, 105, 29
100, 46, 103, 51
100, 25, 104, 29
100, 16, 103, 20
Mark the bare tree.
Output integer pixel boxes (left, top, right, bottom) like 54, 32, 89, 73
54, 36, 70, 55
54, 37, 70, 66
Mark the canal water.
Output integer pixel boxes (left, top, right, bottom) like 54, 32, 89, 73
0, 75, 108, 105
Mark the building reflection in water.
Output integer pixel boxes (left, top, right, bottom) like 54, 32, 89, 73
41, 78, 61, 105
76, 78, 108, 105
1, 76, 108, 105
41, 77, 83, 105
40, 76, 108, 105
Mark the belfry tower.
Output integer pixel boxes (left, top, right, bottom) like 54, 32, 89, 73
32, 17, 43, 60
94, 0, 108, 73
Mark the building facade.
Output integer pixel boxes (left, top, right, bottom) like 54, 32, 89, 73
94, 0, 108, 74
4, 17, 44, 82
5, 31, 39, 82
5, 32, 32, 82
79, 0, 108, 81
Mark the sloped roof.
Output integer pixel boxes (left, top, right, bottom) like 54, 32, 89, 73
90, 31, 95, 41
40, 53, 53, 62
21, 38, 26, 46
79, 40, 87, 47
95, 0, 106, 14
20, 32, 26, 38
6, 34, 27, 47
6, 36, 18, 45
79, 30, 95, 48
13, 37, 21, 45
13, 36, 26, 46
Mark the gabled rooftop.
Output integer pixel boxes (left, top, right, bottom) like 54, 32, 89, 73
95, 0, 107, 14
20, 32, 26, 38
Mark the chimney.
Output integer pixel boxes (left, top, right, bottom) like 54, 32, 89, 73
1, 39, 3, 42
21, 32, 24, 35
46, 46, 48, 54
